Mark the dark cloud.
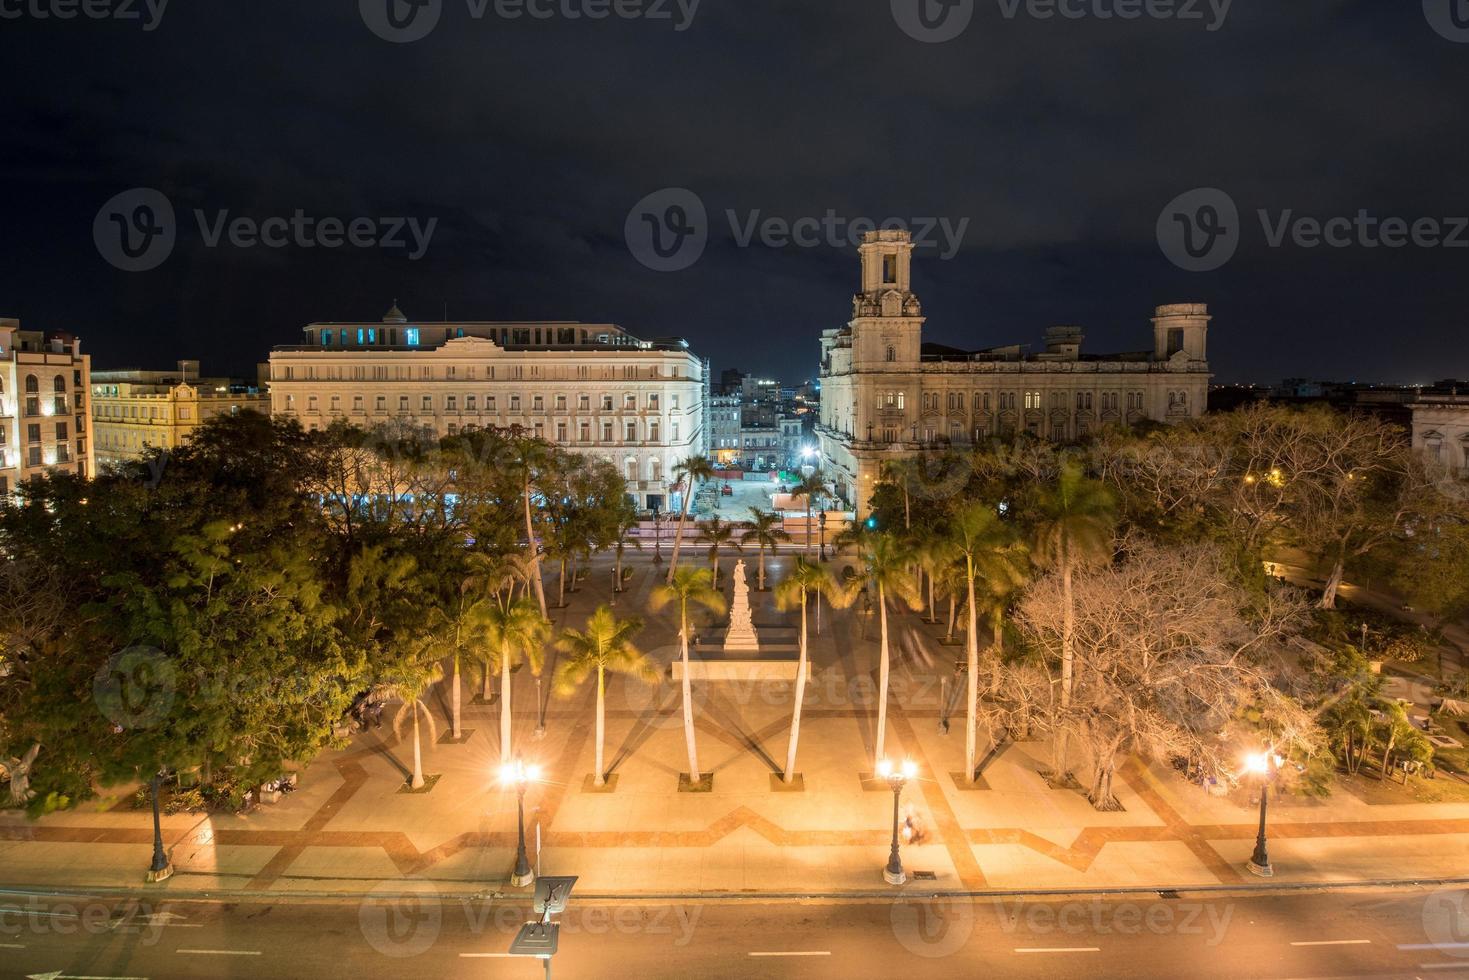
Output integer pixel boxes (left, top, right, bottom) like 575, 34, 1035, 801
1, 0, 1466, 383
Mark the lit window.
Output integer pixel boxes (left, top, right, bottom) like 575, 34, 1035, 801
405, 328, 420, 346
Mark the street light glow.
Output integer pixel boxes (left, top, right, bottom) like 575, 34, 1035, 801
499, 759, 540, 786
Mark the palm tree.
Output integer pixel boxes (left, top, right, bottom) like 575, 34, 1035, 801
649, 567, 727, 784
666, 455, 715, 583
774, 559, 846, 784
508, 432, 551, 617
464, 551, 526, 701
386, 643, 444, 790
791, 472, 827, 557
836, 525, 921, 766
611, 498, 642, 594
553, 607, 658, 787
946, 501, 1030, 784
1034, 459, 1116, 777
696, 516, 741, 586
431, 588, 480, 742
740, 508, 790, 591
878, 458, 917, 531
475, 596, 551, 765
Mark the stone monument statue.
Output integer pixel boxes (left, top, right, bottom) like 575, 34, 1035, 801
723, 560, 760, 652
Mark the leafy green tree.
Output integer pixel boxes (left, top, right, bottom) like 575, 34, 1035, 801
553, 607, 657, 787
740, 508, 790, 591
666, 456, 714, 582
649, 567, 726, 783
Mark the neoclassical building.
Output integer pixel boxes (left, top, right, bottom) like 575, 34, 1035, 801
0, 318, 93, 497
267, 305, 706, 511
91, 362, 271, 466
818, 231, 1212, 513
1412, 393, 1469, 476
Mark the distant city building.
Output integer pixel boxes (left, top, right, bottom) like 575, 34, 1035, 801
1412, 390, 1469, 476
779, 416, 805, 466
709, 392, 742, 465
91, 361, 270, 466
818, 230, 1212, 513
267, 304, 705, 511
738, 423, 780, 470
0, 318, 93, 496
718, 367, 746, 395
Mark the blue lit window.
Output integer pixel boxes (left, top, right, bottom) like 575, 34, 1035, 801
321, 330, 333, 346
356, 328, 365, 345
367, 329, 377, 344
405, 328, 420, 346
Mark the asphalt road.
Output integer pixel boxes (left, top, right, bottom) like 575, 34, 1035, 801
4, 885, 1469, 979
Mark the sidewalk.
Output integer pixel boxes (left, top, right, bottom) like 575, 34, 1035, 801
5, 556, 1469, 899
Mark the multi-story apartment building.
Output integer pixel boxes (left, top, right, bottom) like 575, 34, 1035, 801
818, 231, 1212, 513
91, 361, 271, 466
0, 318, 93, 496
709, 392, 742, 465
267, 305, 706, 511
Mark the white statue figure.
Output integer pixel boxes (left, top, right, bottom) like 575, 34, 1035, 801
1, 743, 40, 806
724, 560, 760, 652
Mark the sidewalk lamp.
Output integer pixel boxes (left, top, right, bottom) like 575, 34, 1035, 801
877, 757, 918, 885
818, 510, 828, 562
146, 769, 173, 883
1245, 751, 1282, 878
651, 500, 663, 565
500, 758, 541, 887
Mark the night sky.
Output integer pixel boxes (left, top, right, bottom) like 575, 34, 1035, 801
3, 0, 1467, 385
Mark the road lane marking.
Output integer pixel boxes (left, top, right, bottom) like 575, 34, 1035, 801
0, 942, 24, 948
1015, 947, 1101, 954
1291, 939, 1372, 946
176, 949, 261, 956
748, 951, 832, 957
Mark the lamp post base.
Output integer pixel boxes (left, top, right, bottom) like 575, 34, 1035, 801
146, 862, 174, 884
511, 869, 536, 888
883, 867, 906, 886
1246, 859, 1273, 878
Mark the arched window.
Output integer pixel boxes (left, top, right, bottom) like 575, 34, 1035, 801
885, 346, 896, 362
25, 375, 39, 394
53, 376, 65, 392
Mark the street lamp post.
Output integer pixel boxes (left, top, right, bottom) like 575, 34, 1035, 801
146, 769, 173, 883
1245, 751, 1281, 877
651, 501, 663, 565
501, 758, 541, 887
878, 758, 917, 885
818, 510, 828, 562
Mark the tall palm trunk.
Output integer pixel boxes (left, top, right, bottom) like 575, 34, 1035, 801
523, 478, 548, 616
500, 647, 513, 765
805, 502, 814, 557
411, 704, 425, 789
667, 488, 694, 583
875, 582, 890, 766
680, 604, 701, 781
964, 556, 979, 783
482, 661, 493, 702
757, 546, 766, 591
1055, 541, 1075, 778
558, 558, 567, 608
451, 654, 462, 741
594, 665, 607, 786
784, 591, 809, 784
614, 544, 625, 593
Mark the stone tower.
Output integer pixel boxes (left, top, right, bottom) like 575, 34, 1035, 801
849, 230, 925, 370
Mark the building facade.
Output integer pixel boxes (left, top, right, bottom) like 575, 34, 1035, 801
267, 306, 706, 511
709, 392, 742, 465
91, 362, 271, 466
1412, 393, 1469, 476
817, 231, 1212, 513
0, 318, 93, 497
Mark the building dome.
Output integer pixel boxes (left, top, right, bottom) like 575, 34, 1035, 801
383, 301, 408, 324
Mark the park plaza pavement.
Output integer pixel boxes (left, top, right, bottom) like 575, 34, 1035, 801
4, 555, 1469, 897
